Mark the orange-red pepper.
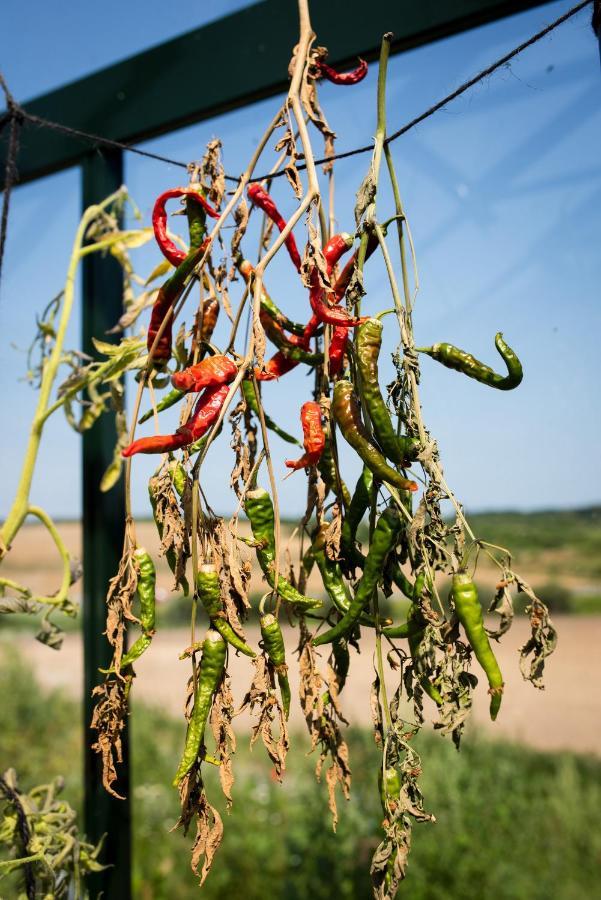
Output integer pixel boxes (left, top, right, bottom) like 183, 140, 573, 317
152, 187, 219, 267
171, 355, 237, 393
310, 234, 365, 328
285, 401, 326, 471
316, 57, 368, 86
122, 383, 229, 457
247, 183, 302, 272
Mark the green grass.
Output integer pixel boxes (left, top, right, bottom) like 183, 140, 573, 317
1, 648, 601, 899
466, 506, 601, 577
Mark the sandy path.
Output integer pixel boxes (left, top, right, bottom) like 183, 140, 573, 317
6, 614, 600, 757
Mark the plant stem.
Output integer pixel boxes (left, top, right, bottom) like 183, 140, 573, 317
0, 188, 126, 555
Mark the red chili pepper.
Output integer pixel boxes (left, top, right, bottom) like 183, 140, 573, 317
247, 183, 302, 272
332, 233, 379, 303
153, 188, 219, 267
328, 326, 348, 376
171, 355, 237, 393
309, 269, 366, 328
309, 233, 365, 328
316, 57, 368, 86
285, 401, 326, 471
255, 353, 298, 382
121, 431, 190, 457
323, 233, 353, 269
122, 383, 229, 457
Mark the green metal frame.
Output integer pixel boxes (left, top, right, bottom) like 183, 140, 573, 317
0, 2, 549, 896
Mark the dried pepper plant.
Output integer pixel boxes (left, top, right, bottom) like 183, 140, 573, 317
1, 1, 559, 895
0, 770, 105, 899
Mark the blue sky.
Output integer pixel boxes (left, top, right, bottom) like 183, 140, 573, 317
1, 1, 600, 520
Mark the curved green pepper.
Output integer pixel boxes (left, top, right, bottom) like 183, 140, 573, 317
173, 628, 226, 785
317, 429, 351, 509
451, 571, 504, 720
244, 488, 321, 610
101, 547, 156, 672
332, 381, 417, 495
313, 506, 402, 646
357, 318, 420, 465
418, 332, 523, 391
311, 524, 378, 628
260, 613, 291, 718
197, 564, 255, 658
340, 467, 372, 570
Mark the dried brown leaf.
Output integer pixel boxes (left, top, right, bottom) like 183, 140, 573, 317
324, 504, 342, 561
230, 197, 249, 262
239, 655, 289, 780
90, 675, 131, 799
210, 675, 236, 808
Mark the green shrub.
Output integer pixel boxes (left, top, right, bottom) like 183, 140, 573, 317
2, 645, 601, 899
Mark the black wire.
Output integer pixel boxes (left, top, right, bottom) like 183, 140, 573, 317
0, 0, 594, 194
253, 0, 594, 179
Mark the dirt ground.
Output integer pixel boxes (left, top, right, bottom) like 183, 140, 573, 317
6, 614, 600, 757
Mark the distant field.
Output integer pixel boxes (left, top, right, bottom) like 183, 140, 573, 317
2, 508, 600, 628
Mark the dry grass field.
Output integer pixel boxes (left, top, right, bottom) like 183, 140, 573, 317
3, 517, 601, 756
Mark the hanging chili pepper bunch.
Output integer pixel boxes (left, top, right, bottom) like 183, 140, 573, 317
84, 11, 558, 896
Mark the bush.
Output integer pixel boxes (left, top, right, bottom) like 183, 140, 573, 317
2, 645, 601, 899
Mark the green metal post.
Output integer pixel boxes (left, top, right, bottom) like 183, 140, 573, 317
81, 149, 132, 899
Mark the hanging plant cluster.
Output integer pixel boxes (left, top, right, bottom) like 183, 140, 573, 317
0, 5, 557, 896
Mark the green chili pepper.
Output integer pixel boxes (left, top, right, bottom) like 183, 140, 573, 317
387, 573, 442, 706
261, 313, 324, 366
169, 459, 187, 498
332, 638, 350, 693
378, 766, 401, 817
187, 422, 223, 455
317, 429, 351, 509
173, 628, 226, 785
197, 564, 255, 658
313, 505, 401, 646
241, 380, 300, 445
332, 381, 418, 495
382, 620, 409, 639
260, 292, 307, 337
244, 488, 321, 610
237, 257, 307, 336
118, 632, 153, 668
100, 547, 156, 672
357, 318, 420, 465
186, 191, 208, 250
418, 332, 523, 391
260, 613, 291, 718
386, 560, 414, 600
311, 524, 378, 627
451, 571, 504, 720
340, 467, 372, 569
135, 547, 156, 632
138, 387, 185, 424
